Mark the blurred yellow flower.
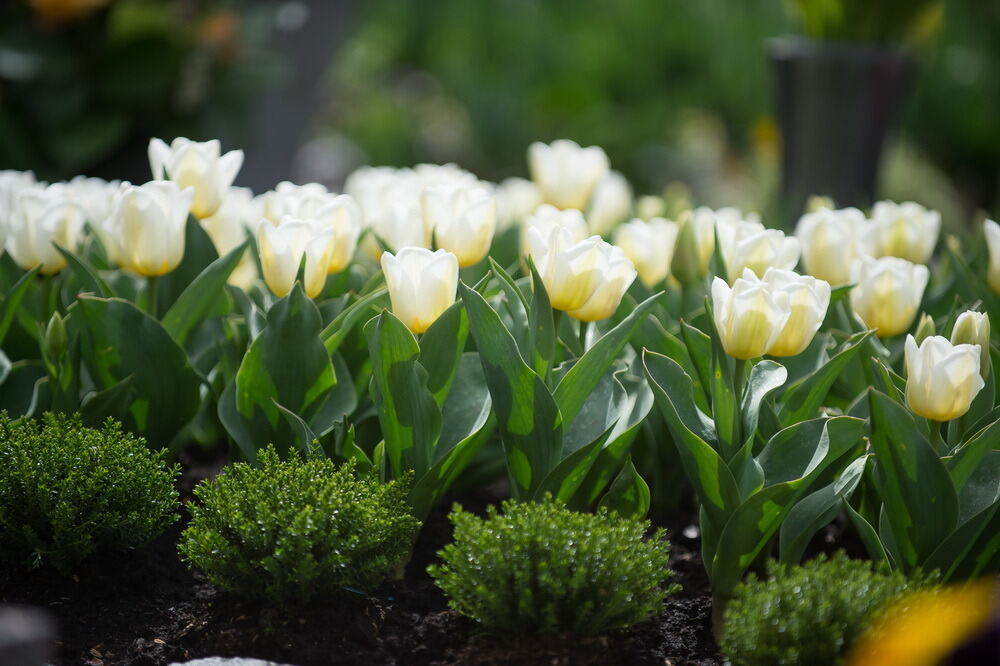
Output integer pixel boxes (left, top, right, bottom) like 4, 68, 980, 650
29, 0, 111, 23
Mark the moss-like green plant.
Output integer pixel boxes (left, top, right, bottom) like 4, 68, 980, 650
179, 446, 420, 606
721, 552, 938, 666
0, 412, 180, 575
429, 497, 677, 636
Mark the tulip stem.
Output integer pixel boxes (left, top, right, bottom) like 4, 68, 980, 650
147, 275, 160, 319
928, 420, 946, 455
579, 321, 588, 353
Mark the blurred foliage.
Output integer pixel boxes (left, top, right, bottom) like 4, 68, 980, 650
327, 0, 999, 215
0, 0, 278, 180
790, 0, 943, 43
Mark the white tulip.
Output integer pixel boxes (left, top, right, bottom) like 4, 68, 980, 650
257, 217, 336, 298
527, 225, 636, 320
849, 255, 929, 338
711, 269, 790, 360
904, 335, 984, 422
950, 311, 991, 379
380, 247, 459, 334
586, 170, 632, 236
114, 181, 194, 277
984, 219, 1000, 296
495, 177, 543, 229
6, 183, 85, 274
375, 202, 432, 252
528, 139, 610, 211
201, 187, 258, 289
257, 181, 332, 224
148, 137, 243, 219
521, 204, 589, 259
870, 200, 940, 265
422, 183, 496, 267
636, 195, 666, 221
720, 224, 800, 282
795, 207, 872, 286
613, 217, 678, 287
686, 206, 758, 275
762, 268, 831, 357
312, 194, 363, 274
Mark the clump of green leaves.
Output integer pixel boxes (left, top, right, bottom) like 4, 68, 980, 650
179, 446, 420, 606
721, 552, 938, 666
429, 498, 677, 636
0, 412, 180, 575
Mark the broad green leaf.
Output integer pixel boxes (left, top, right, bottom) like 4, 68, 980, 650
0, 359, 45, 417
366, 310, 442, 478
77, 296, 201, 448
460, 282, 562, 498
527, 258, 555, 377
956, 449, 1000, 524
320, 286, 388, 353
533, 425, 615, 503
55, 245, 112, 298
740, 360, 787, 451
418, 300, 469, 406
408, 415, 494, 520
868, 389, 960, 570
79, 375, 134, 428
598, 457, 650, 520
435, 353, 492, 462
758, 416, 865, 487
845, 502, 890, 567
553, 292, 660, 426
161, 240, 247, 346
681, 320, 712, 403
947, 417, 1000, 492
154, 216, 219, 316
274, 401, 322, 459
0, 266, 40, 346
779, 330, 871, 425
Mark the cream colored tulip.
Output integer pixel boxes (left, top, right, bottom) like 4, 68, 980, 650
613, 217, 678, 287
6, 183, 85, 274
528, 139, 609, 211
849, 256, 929, 338
257, 217, 335, 298
586, 170, 632, 236
521, 204, 589, 258
113, 181, 194, 276
951, 311, 991, 379
721, 224, 800, 282
795, 207, 872, 286
685, 206, 758, 275
904, 335, 984, 422
380, 247, 459, 334
526, 225, 635, 318
762, 268, 831, 357
148, 137, 243, 219
200, 187, 258, 289
870, 200, 940, 265
495, 177, 543, 230
711, 269, 790, 360
375, 202, 432, 252
422, 183, 496, 267
312, 194, 363, 274
984, 219, 1000, 296
636, 195, 666, 221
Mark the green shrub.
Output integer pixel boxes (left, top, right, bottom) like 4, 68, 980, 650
0, 412, 180, 575
721, 552, 938, 666
179, 446, 420, 606
428, 498, 678, 636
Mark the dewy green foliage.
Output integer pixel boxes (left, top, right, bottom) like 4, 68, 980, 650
0, 412, 180, 575
721, 552, 938, 666
428, 497, 678, 636
179, 447, 420, 606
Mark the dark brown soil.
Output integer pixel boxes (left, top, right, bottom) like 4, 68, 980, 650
0, 455, 721, 666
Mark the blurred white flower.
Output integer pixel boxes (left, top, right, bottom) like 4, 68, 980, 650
200, 187, 258, 289
6, 183, 85, 274
257, 217, 336, 298
257, 181, 332, 224
422, 182, 496, 267
795, 206, 872, 286
521, 204, 589, 260
636, 195, 666, 221
850, 255, 929, 338
586, 170, 632, 236
494, 177, 543, 230
717, 215, 800, 281
613, 217, 678, 287
950, 311, 991, 379
984, 219, 1000, 296
870, 200, 940, 265
528, 139, 610, 211
148, 137, 243, 219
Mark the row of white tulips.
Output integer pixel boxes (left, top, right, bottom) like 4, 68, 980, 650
0, 137, 996, 424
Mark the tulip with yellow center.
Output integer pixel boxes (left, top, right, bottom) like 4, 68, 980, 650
711, 269, 791, 360
984, 219, 1000, 295
950, 310, 991, 379
148, 137, 243, 219
762, 269, 831, 357
307, 194, 363, 274
721, 224, 801, 282
257, 217, 336, 299
380, 247, 459, 334
256, 181, 332, 224
7, 183, 85, 275
528, 139, 610, 211
849, 256, 929, 338
613, 217, 679, 287
115, 181, 194, 277
795, 207, 871, 286
869, 200, 940, 265
521, 204, 589, 258
904, 334, 984, 422
422, 183, 496, 267
526, 225, 637, 321
586, 170, 633, 236
200, 187, 258, 290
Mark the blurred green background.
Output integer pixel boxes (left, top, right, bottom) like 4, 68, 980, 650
1, 0, 997, 221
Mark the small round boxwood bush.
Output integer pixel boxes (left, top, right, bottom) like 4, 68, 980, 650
0, 412, 180, 575
179, 446, 420, 606
721, 552, 938, 666
428, 497, 678, 636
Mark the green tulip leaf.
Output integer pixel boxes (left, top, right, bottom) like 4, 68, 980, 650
778, 330, 872, 426
0, 266, 40, 346
598, 457, 651, 520
740, 359, 787, 451
418, 300, 469, 406
55, 245, 113, 298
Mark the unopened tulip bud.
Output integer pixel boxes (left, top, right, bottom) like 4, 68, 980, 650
905, 335, 984, 422
115, 181, 194, 277
951, 311, 990, 379
614, 217, 678, 287
148, 138, 243, 219
670, 215, 702, 286
914, 313, 936, 345
849, 256, 929, 338
45, 312, 67, 361
380, 247, 459, 334
762, 268, 831, 357
711, 270, 791, 360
